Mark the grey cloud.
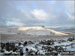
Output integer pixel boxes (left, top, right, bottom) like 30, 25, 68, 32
0, 0, 74, 27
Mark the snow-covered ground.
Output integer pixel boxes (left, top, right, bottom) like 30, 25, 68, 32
17, 26, 69, 36
0, 37, 75, 56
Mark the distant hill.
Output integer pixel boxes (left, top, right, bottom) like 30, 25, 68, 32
17, 26, 69, 36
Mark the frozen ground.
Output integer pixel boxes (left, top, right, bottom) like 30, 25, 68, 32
0, 26, 75, 56
0, 26, 75, 43
0, 37, 75, 56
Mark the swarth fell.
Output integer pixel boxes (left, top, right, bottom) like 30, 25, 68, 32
18, 26, 45, 31
18, 26, 69, 36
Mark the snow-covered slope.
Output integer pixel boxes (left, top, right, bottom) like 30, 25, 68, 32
17, 26, 69, 36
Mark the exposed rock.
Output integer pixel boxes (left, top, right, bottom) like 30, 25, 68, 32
20, 48, 23, 55
0, 38, 75, 55
23, 41, 27, 46
39, 40, 54, 45
1, 43, 5, 49
54, 46, 64, 52
67, 37, 74, 42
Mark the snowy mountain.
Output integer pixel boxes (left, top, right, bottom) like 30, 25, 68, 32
17, 26, 69, 36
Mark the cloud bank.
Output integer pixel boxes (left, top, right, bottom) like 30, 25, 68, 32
0, 0, 75, 27
31, 9, 48, 21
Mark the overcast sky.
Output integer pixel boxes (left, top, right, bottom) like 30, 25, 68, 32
0, 0, 75, 27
